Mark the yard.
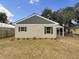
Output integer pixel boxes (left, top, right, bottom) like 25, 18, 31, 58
0, 36, 79, 59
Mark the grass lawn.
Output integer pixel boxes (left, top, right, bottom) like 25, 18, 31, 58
0, 37, 79, 59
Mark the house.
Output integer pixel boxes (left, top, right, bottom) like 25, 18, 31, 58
70, 19, 79, 35
71, 25, 79, 35
15, 14, 64, 39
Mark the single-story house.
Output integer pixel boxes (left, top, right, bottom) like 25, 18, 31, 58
15, 14, 64, 39
71, 26, 79, 35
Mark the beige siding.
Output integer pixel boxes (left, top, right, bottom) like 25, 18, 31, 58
15, 24, 58, 38
72, 28, 79, 34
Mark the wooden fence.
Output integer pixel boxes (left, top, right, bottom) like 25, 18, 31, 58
0, 28, 15, 38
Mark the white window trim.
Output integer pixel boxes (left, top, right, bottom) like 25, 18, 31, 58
45, 27, 53, 34
18, 27, 27, 32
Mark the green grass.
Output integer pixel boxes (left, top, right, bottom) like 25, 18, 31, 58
0, 37, 79, 59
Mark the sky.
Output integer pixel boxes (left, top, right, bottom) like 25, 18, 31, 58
0, 0, 79, 22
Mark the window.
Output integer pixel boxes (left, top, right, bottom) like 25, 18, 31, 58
44, 27, 53, 34
18, 27, 27, 32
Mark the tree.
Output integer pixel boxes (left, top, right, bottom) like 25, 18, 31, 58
0, 12, 7, 23
74, 2, 79, 20
41, 8, 61, 23
58, 7, 75, 26
51, 12, 63, 24
57, 7, 75, 34
41, 8, 52, 18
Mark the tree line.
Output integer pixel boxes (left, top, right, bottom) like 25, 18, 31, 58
41, 2, 79, 27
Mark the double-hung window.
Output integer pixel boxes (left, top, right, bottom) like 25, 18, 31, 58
18, 27, 27, 32
44, 27, 53, 34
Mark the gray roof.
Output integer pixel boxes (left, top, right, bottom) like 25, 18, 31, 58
16, 14, 58, 24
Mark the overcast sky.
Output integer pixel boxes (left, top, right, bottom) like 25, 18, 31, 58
0, 0, 79, 22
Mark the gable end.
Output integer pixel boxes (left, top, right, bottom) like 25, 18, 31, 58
16, 14, 59, 24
